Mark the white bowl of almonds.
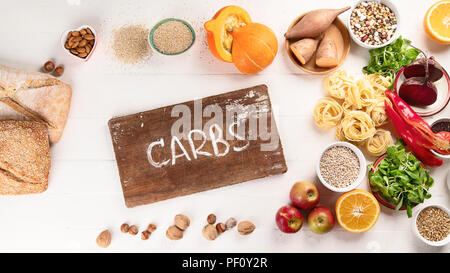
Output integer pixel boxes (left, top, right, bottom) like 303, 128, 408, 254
61, 25, 97, 61
316, 142, 367, 193
347, 0, 400, 49
413, 204, 450, 247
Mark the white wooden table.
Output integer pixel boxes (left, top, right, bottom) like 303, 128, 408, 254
0, 0, 448, 253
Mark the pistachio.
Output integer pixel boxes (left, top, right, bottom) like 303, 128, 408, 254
225, 217, 237, 230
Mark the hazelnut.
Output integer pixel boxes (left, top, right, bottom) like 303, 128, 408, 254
238, 221, 255, 235
120, 223, 129, 233
166, 225, 183, 240
53, 66, 64, 77
96, 229, 111, 248
43, 61, 55, 73
202, 224, 218, 241
216, 223, 226, 234
147, 223, 157, 233
207, 214, 216, 225
141, 231, 150, 240
129, 225, 138, 236
174, 214, 190, 231
225, 217, 237, 230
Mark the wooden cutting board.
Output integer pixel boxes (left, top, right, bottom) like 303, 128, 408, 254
108, 84, 287, 208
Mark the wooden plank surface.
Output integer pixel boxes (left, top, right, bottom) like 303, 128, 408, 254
0, 0, 448, 253
109, 85, 287, 207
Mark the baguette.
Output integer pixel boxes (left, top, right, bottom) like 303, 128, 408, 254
0, 120, 50, 194
0, 64, 72, 143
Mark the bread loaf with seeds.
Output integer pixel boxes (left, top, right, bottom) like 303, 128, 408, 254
0, 120, 50, 194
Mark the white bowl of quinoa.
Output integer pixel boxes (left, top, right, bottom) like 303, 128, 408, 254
347, 0, 400, 49
413, 204, 450, 247
316, 142, 367, 193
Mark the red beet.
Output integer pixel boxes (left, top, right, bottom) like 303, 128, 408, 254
399, 77, 437, 107
403, 57, 443, 82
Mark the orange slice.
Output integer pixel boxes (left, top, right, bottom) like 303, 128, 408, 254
335, 189, 380, 233
424, 0, 450, 44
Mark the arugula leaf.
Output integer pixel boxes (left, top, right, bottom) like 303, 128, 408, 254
363, 36, 420, 89
368, 142, 434, 218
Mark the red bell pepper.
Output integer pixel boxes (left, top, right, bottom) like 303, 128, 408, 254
385, 101, 442, 166
385, 90, 450, 155
437, 131, 450, 140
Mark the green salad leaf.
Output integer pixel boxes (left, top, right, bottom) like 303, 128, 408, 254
363, 36, 420, 89
368, 141, 434, 218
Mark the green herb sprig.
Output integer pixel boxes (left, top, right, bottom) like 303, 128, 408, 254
363, 36, 420, 89
368, 141, 434, 218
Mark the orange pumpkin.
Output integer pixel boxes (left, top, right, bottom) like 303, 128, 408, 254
231, 23, 278, 74
204, 6, 252, 63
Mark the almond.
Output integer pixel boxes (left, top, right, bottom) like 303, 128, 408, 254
86, 28, 92, 34
64, 42, 70, 49
70, 41, 79, 49
71, 31, 80, 37
68, 37, 76, 47
79, 39, 87, 47
67, 31, 72, 39
80, 29, 87, 35
78, 52, 88, 58
89, 40, 94, 46
70, 49, 79, 55
84, 34, 95, 41
96, 230, 111, 248
77, 47, 86, 53
73, 36, 82, 43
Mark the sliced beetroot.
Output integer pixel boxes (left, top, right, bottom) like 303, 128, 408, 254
398, 77, 437, 107
403, 57, 443, 82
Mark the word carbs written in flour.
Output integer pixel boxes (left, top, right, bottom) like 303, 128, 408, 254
146, 98, 280, 168
147, 123, 249, 168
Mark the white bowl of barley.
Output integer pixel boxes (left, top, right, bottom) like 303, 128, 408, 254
316, 142, 367, 193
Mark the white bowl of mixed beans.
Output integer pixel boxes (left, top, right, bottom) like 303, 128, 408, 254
347, 0, 400, 49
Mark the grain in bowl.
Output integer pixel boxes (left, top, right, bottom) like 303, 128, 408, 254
150, 19, 195, 55
414, 205, 450, 246
349, 1, 398, 47
317, 142, 366, 192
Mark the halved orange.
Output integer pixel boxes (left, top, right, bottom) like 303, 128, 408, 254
335, 189, 380, 233
424, 0, 450, 44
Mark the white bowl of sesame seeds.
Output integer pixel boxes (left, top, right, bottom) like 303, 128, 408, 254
348, 0, 400, 49
413, 204, 450, 247
316, 142, 367, 193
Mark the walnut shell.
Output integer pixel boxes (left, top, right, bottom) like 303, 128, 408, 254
174, 214, 190, 231
166, 225, 183, 240
202, 224, 218, 241
238, 221, 255, 235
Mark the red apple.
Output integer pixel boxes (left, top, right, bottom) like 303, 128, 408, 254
276, 205, 303, 233
307, 206, 335, 234
290, 181, 320, 210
